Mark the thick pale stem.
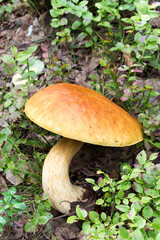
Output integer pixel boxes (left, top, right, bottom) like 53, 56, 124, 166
42, 137, 85, 214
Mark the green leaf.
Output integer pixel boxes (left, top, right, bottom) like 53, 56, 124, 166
93, 185, 100, 191
96, 198, 104, 205
152, 223, 160, 231
89, 211, 99, 222
142, 206, 153, 219
119, 227, 129, 239
11, 46, 18, 56
156, 179, 160, 189
3, 194, 12, 203
8, 187, 17, 195
117, 181, 131, 191
13, 202, 26, 210
133, 182, 143, 193
120, 163, 132, 174
116, 205, 130, 213
153, 142, 160, 148
1, 127, 11, 136
27, 45, 38, 54
133, 229, 144, 240
100, 59, 107, 67
16, 46, 37, 62
72, 0, 79, 4
115, 199, 121, 205
98, 179, 105, 188
82, 14, 92, 26
123, 199, 129, 205
144, 188, 159, 198
76, 205, 87, 219
152, 217, 160, 230
0, 54, 14, 64
0, 216, 7, 225
136, 150, 147, 165
156, 233, 160, 240
149, 152, 159, 161
38, 213, 53, 224
67, 215, 78, 224
99, 21, 112, 28
128, 208, 136, 220
146, 43, 158, 51
16, 52, 32, 62
101, 212, 106, 221
3, 99, 12, 108
143, 174, 155, 185
85, 40, 93, 47
93, 15, 101, 22
72, 20, 82, 29
141, 14, 150, 21
150, 2, 160, 9
133, 216, 146, 229
117, 190, 124, 199
86, 26, 93, 35
14, 195, 23, 200
119, 4, 135, 11
79, 1, 88, 7
82, 221, 90, 235
77, 32, 87, 41
0, 133, 7, 144
86, 178, 95, 184
130, 169, 144, 180
141, 196, 151, 204
22, 71, 37, 80
148, 230, 156, 238
2, 141, 12, 152
131, 201, 142, 213
24, 218, 38, 232
7, 161, 15, 170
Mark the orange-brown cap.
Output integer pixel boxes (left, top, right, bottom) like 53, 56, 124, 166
25, 83, 143, 147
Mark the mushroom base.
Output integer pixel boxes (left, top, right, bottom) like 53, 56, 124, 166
42, 137, 85, 215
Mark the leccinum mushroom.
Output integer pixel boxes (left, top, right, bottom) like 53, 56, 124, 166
25, 83, 143, 214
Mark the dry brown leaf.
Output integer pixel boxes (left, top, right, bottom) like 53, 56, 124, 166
123, 52, 133, 68
0, 174, 8, 192
6, 163, 28, 185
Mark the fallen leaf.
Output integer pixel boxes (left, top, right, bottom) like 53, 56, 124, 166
6, 163, 28, 185
0, 174, 8, 192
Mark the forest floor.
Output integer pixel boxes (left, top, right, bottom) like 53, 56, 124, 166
0, 2, 160, 240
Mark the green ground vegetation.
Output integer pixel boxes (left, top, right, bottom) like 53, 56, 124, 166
0, 0, 160, 239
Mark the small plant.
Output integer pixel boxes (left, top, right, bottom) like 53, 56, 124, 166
0, 0, 16, 18
0, 45, 43, 93
49, 0, 160, 110
67, 150, 160, 239
0, 187, 26, 233
138, 98, 160, 149
110, 1, 160, 70
24, 194, 53, 232
50, 0, 96, 47
0, 45, 47, 183
43, 51, 71, 82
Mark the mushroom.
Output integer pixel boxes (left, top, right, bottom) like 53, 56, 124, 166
25, 83, 143, 214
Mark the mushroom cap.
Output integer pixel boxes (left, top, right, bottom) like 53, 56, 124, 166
25, 83, 143, 147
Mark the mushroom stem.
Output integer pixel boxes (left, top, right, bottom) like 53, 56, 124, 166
42, 137, 85, 214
